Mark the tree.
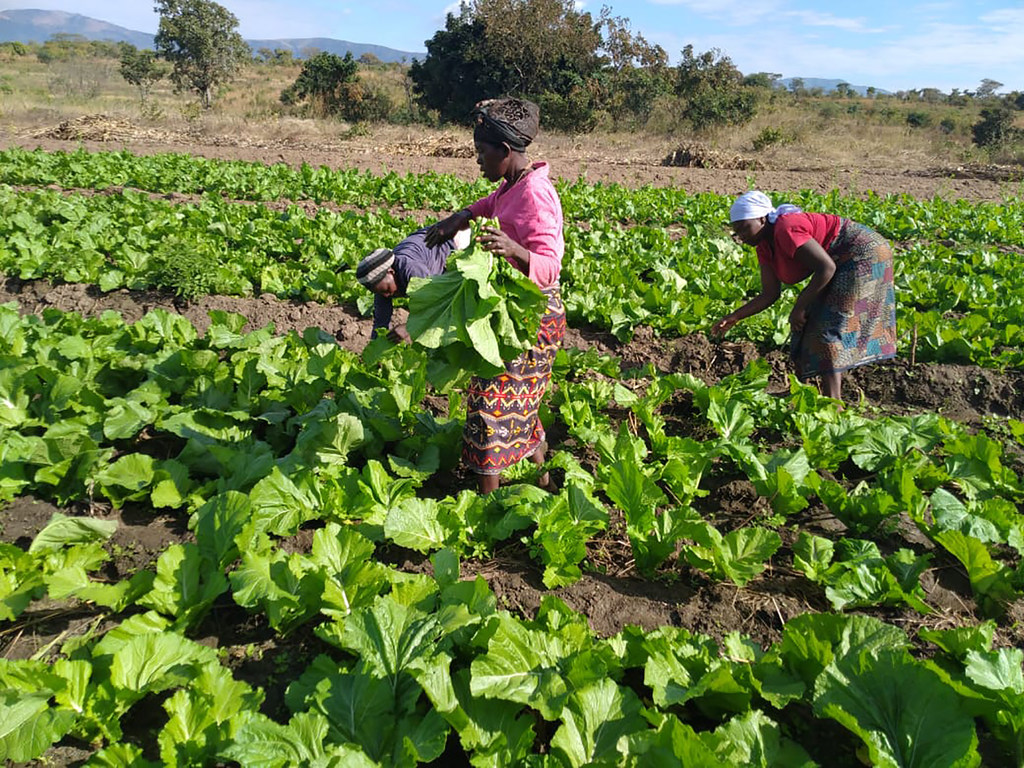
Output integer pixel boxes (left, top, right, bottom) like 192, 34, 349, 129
36, 33, 90, 63
280, 52, 392, 122
475, 0, 601, 95
789, 77, 805, 96
976, 78, 1003, 99
153, 0, 250, 109
972, 106, 1017, 147
674, 45, 756, 131
409, 5, 503, 123
594, 8, 670, 125
743, 72, 781, 89
834, 82, 852, 98
410, 0, 602, 124
598, 7, 666, 72
281, 52, 354, 116
119, 44, 167, 104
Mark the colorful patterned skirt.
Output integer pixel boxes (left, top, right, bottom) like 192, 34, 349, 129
462, 288, 567, 476
791, 221, 897, 379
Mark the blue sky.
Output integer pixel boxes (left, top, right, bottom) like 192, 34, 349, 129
3, 0, 1021, 93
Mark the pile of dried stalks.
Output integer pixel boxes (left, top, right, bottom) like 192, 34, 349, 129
662, 142, 762, 171
32, 114, 174, 143
916, 163, 1024, 182
380, 134, 474, 158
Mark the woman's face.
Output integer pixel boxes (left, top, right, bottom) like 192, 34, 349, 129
370, 270, 399, 298
731, 216, 768, 246
475, 140, 508, 182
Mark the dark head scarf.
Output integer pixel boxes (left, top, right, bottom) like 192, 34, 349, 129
472, 98, 540, 153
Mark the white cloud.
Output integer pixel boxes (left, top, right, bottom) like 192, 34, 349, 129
979, 7, 1024, 27
784, 10, 886, 33
649, 10, 1024, 93
441, 1, 469, 16
646, 0, 778, 26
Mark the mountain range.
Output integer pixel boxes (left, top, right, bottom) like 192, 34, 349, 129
778, 77, 890, 97
0, 8, 424, 63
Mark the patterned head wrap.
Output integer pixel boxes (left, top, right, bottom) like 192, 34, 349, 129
729, 190, 803, 223
356, 247, 395, 288
472, 98, 540, 152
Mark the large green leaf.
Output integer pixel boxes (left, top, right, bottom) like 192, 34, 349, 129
406, 247, 545, 377
550, 678, 647, 767
384, 497, 454, 553
703, 710, 815, 767
470, 614, 574, 720
0, 690, 76, 763
814, 650, 980, 768
222, 711, 377, 768
29, 512, 117, 553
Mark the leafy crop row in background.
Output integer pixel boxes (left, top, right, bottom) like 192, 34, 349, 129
3, 147, 1024, 243
3, 182, 1024, 366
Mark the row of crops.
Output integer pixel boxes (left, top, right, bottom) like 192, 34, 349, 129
1, 147, 1023, 766
3, 147, 1024, 366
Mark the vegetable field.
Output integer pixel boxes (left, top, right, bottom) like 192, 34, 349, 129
1, 146, 1024, 767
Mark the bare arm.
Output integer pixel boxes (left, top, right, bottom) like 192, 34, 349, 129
425, 208, 474, 247
711, 262, 781, 336
789, 239, 836, 330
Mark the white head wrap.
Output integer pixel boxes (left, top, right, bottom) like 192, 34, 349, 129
729, 190, 802, 223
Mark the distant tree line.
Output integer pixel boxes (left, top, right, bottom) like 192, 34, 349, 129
2, 0, 1020, 150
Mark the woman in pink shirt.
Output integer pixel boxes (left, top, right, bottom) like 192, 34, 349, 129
427, 98, 566, 494
712, 190, 896, 400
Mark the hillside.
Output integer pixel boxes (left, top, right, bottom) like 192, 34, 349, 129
779, 76, 891, 96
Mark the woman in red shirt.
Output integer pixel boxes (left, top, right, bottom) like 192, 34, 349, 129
711, 190, 896, 400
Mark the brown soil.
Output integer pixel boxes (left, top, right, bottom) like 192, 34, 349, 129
2, 122, 1016, 202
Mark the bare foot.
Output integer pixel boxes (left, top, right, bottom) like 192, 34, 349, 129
535, 471, 558, 493
529, 440, 556, 492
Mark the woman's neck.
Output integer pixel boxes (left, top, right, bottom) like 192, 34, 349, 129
504, 155, 532, 185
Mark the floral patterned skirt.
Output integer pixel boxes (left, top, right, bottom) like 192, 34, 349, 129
462, 288, 566, 476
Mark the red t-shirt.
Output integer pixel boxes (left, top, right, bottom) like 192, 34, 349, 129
756, 212, 844, 284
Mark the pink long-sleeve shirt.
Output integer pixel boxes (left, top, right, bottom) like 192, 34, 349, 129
467, 162, 564, 289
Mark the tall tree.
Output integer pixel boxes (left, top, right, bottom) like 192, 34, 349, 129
153, 0, 250, 109
475, 0, 601, 94
409, 5, 507, 123
119, 44, 168, 105
674, 45, 756, 131
976, 78, 1003, 98
594, 8, 670, 124
410, 0, 601, 123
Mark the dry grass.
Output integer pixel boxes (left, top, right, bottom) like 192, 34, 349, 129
0, 53, 1009, 173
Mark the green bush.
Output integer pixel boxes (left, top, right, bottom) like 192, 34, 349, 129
906, 111, 931, 128
536, 87, 599, 134
972, 106, 1018, 147
752, 126, 790, 151
152, 239, 231, 302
